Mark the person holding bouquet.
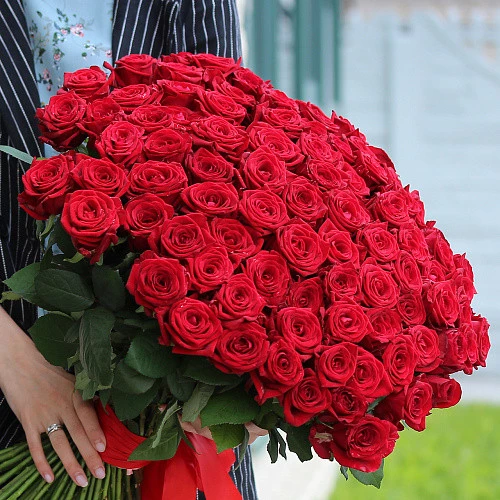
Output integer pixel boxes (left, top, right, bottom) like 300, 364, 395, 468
0, 0, 260, 497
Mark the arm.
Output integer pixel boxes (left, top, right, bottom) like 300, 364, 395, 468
175, 0, 242, 60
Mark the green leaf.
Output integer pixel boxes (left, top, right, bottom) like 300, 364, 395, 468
350, 460, 384, 489
64, 319, 80, 343
40, 247, 54, 271
64, 252, 85, 264
267, 429, 286, 463
166, 371, 196, 402
112, 383, 159, 421
28, 313, 77, 367
254, 399, 282, 430
284, 424, 313, 462
75, 370, 99, 400
99, 389, 111, 409
0, 145, 33, 164
210, 424, 246, 453
91, 266, 126, 312
153, 403, 180, 447
200, 386, 259, 427
340, 466, 349, 481
237, 427, 250, 469
47, 220, 76, 257
35, 268, 94, 313
182, 357, 242, 386
40, 215, 56, 239
113, 361, 156, 394
125, 335, 180, 378
182, 383, 215, 423
3, 262, 41, 303
0, 291, 23, 303
79, 307, 114, 386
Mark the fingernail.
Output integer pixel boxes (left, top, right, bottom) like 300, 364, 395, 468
44, 474, 53, 483
75, 473, 88, 487
95, 467, 106, 479
95, 441, 106, 453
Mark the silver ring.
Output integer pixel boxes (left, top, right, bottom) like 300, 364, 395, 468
46, 423, 65, 436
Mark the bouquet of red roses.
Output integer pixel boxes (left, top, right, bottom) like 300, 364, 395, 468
0, 52, 490, 498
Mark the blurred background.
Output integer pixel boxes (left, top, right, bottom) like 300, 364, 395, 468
235, 0, 500, 498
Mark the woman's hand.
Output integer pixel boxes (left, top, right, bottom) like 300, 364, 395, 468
180, 416, 268, 444
0, 307, 106, 487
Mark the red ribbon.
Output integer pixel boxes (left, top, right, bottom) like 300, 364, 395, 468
96, 403, 242, 500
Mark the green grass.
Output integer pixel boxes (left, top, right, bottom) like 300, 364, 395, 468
329, 404, 500, 500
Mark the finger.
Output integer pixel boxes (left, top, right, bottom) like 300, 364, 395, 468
26, 430, 53, 483
64, 411, 106, 480
48, 428, 89, 488
73, 393, 106, 453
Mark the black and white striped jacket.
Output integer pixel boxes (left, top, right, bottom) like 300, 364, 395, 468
0, 1, 257, 498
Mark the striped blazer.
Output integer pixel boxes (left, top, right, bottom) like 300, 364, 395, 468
0, 1, 257, 498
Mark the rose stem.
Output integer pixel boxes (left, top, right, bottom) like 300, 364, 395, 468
100, 463, 111, 498
125, 471, 133, 500
0, 454, 36, 486
116, 467, 123, 500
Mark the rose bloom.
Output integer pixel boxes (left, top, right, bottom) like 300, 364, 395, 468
109, 84, 161, 113
382, 335, 419, 387
325, 301, 373, 344
393, 250, 423, 293
282, 368, 331, 427
372, 189, 411, 227
114, 54, 157, 86
357, 222, 399, 263
61, 189, 122, 264
181, 182, 239, 216
80, 97, 122, 139
360, 259, 399, 309
239, 189, 289, 234
397, 292, 427, 327
127, 105, 175, 133
424, 280, 460, 327
196, 89, 247, 125
287, 277, 324, 315
63, 66, 110, 102
240, 146, 288, 193
158, 297, 222, 356
403, 378, 433, 431
324, 262, 361, 302
126, 250, 188, 315
250, 339, 304, 404
326, 190, 371, 232
318, 220, 361, 268
329, 386, 368, 424
211, 322, 270, 375
316, 342, 358, 388
143, 128, 192, 163
282, 177, 327, 223
408, 325, 441, 373
185, 148, 234, 183
18, 154, 75, 219
423, 374, 462, 409
364, 307, 402, 344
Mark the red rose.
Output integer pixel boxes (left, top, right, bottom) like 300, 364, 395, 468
191, 116, 249, 160
110, 84, 161, 113
318, 220, 360, 267
298, 101, 338, 132
63, 66, 110, 102
438, 327, 468, 372
360, 259, 399, 308
36, 91, 87, 150
326, 190, 371, 232
196, 90, 246, 124
127, 161, 188, 204
231, 67, 269, 97
149, 213, 213, 258
79, 97, 123, 139
408, 325, 440, 373
212, 322, 270, 375
325, 301, 373, 344
324, 263, 361, 302
191, 53, 240, 73
209, 218, 262, 266
306, 156, 349, 192
329, 387, 368, 424
114, 54, 157, 87
186, 245, 234, 293
185, 148, 234, 183
260, 88, 299, 110
393, 250, 423, 293
453, 253, 474, 281
423, 374, 461, 409
215, 274, 265, 321
158, 298, 222, 356
71, 156, 129, 197
154, 61, 204, 84
372, 391, 404, 428
123, 194, 174, 250
424, 281, 459, 327
181, 182, 239, 216
126, 250, 188, 314
143, 128, 192, 163
317, 342, 358, 388
424, 226, 455, 271
472, 314, 490, 368
61, 190, 122, 264
382, 335, 418, 387
372, 189, 411, 227
276, 221, 329, 277
403, 379, 433, 431
282, 368, 331, 427
256, 104, 304, 139
250, 339, 304, 404
323, 415, 398, 473
95, 122, 144, 168
158, 80, 204, 107
244, 251, 291, 306
277, 307, 322, 360
350, 137, 389, 188
18, 154, 75, 219
287, 277, 324, 315
364, 308, 402, 344
357, 222, 399, 262
240, 147, 287, 193
397, 292, 427, 326
248, 123, 304, 170
298, 132, 338, 163
421, 260, 447, 283
282, 178, 327, 223
239, 189, 289, 234
127, 105, 175, 133
347, 347, 393, 399
211, 77, 256, 109
397, 222, 431, 263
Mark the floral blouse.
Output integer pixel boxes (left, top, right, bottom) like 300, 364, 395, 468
24, 0, 114, 107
